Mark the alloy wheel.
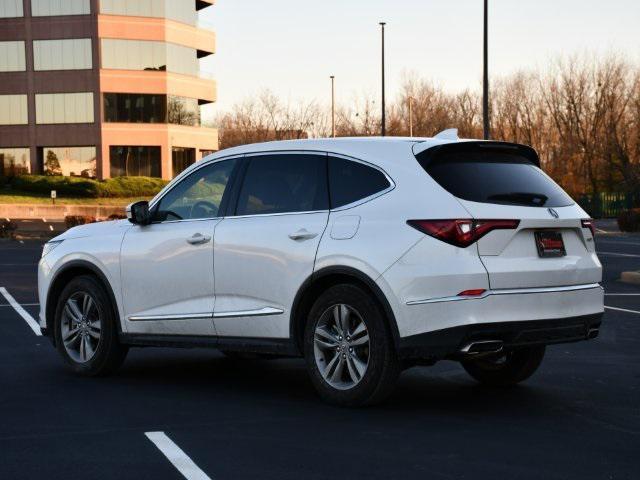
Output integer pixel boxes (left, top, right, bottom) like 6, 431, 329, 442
313, 304, 370, 390
61, 292, 102, 363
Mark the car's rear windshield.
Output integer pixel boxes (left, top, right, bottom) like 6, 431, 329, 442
416, 143, 574, 208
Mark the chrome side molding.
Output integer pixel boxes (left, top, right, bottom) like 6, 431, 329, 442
129, 307, 284, 322
407, 283, 603, 306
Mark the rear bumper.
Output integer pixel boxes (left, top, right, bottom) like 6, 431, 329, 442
399, 312, 603, 360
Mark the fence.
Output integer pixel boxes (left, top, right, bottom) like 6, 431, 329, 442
578, 192, 640, 218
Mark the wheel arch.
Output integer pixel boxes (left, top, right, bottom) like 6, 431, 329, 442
290, 266, 400, 355
45, 260, 121, 344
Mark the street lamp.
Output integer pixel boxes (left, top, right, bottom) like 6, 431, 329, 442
330, 75, 336, 138
482, 0, 490, 139
379, 22, 386, 137
408, 96, 414, 137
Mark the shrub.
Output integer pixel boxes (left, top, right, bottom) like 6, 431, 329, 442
617, 209, 640, 232
107, 214, 127, 221
0, 219, 17, 239
9, 175, 168, 198
65, 215, 97, 229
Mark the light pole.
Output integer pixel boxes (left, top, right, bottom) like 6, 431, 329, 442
379, 22, 386, 137
330, 75, 336, 138
408, 96, 414, 137
482, 0, 490, 140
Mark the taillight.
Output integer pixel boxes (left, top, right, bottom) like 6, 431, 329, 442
407, 219, 520, 247
581, 219, 596, 237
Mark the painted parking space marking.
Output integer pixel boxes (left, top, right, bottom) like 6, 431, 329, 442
605, 293, 640, 296
605, 305, 640, 315
145, 432, 212, 480
0, 287, 42, 335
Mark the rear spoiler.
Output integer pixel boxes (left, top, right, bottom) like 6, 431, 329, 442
414, 141, 541, 168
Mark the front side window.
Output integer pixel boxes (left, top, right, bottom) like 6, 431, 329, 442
236, 154, 328, 216
154, 159, 237, 221
328, 156, 391, 209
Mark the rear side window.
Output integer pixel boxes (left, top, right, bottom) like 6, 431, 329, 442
329, 156, 391, 208
236, 154, 328, 215
417, 143, 573, 207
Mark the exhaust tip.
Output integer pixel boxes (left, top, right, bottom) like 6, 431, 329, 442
587, 328, 599, 339
460, 340, 504, 355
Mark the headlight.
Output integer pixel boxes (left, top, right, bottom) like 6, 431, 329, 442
42, 240, 63, 258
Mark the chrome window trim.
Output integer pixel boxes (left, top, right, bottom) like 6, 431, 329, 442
406, 283, 603, 306
128, 307, 284, 322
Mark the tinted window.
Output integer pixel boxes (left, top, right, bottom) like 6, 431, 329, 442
35, 92, 94, 124
33, 39, 92, 71
155, 159, 237, 221
0, 148, 30, 176
0, 95, 28, 125
0, 0, 23, 18
110, 146, 161, 177
0, 41, 25, 72
236, 155, 328, 216
328, 157, 391, 208
41, 146, 96, 178
420, 149, 573, 208
172, 147, 196, 177
31, 0, 90, 16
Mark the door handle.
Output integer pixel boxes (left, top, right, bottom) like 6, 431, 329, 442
288, 229, 318, 241
186, 233, 212, 245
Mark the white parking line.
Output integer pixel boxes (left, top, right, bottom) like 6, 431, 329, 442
597, 252, 640, 258
145, 432, 212, 480
0, 287, 42, 336
605, 305, 640, 315
0, 303, 39, 307
605, 293, 640, 296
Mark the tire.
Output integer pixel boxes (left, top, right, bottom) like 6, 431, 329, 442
461, 346, 545, 387
303, 284, 400, 407
53, 275, 128, 376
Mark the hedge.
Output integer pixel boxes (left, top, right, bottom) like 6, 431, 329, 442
8, 175, 168, 198
618, 209, 640, 232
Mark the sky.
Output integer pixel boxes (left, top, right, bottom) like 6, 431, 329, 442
199, 0, 640, 120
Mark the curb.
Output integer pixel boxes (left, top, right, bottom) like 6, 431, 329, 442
620, 271, 640, 285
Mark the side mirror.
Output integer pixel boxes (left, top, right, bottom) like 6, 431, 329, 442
126, 201, 151, 226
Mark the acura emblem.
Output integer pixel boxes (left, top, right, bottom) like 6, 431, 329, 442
548, 208, 559, 218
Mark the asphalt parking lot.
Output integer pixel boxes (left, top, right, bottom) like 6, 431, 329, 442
1, 226, 639, 480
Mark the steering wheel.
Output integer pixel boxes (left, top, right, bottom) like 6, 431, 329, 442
189, 200, 218, 219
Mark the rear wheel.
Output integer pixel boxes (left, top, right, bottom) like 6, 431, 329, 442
304, 284, 400, 406
461, 346, 545, 386
54, 275, 128, 376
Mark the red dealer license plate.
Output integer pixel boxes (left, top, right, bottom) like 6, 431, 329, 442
535, 231, 566, 258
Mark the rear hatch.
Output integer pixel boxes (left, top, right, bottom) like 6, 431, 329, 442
415, 141, 601, 289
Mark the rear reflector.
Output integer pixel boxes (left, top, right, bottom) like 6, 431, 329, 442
458, 289, 486, 297
581, 219, 596, 237
407, 219, 520, 247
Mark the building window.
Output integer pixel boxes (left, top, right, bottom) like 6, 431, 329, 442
100, 0, 196, 26
172, 147, 195, 177
40, 146, 96, 178
35, 92, 94, 124
168, 96, 200, 126
104, 93, 167, 123
33, 39, 92, 71
0, 0, 23, 18
103, 93, 201, 125
31, 0, 90, 16
0, 148, 30, 177
0, 41, 26, 72
101, 39, 198, 77
200, 150, 215, 158
0, 95, 28, 125
110, 146, 161, 178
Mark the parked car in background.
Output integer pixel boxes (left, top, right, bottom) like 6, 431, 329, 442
38, 132, 604, 406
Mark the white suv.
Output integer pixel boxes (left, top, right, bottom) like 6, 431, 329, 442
38, 134, 604, 406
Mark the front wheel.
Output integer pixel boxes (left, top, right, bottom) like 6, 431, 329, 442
304, 284, 400, 407
54, 275, 128, 376
461, 346, 545, 387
